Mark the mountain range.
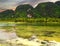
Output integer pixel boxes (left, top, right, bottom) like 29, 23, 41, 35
0, 1, 60, 19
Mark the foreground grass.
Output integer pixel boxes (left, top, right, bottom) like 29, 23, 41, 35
0, 18, 60, 42
38, 37, 60, 42
16, 21, 60, 42
15, 25, 60, 42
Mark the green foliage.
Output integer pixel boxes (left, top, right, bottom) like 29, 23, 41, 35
0, 1, 60, 20
35, 2, 60, 18
0, 9, 15, 20
15, 4, 33, 18
15, 4, 33, 12
55, 1, 60, 6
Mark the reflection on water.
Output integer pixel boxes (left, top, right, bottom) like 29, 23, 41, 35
0, 29, 18, 40
0, 22, 16, 26
0, 22, 18, 40
0, 22, 60, 46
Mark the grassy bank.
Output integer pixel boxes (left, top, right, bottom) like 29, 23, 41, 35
0, 18, 60, 42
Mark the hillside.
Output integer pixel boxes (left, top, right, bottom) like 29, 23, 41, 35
0, 1, 60, 20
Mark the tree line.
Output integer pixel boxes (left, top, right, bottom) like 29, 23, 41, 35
0, 1, 60, 20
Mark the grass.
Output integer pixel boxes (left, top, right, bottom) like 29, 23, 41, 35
15, 25, 60, 36
0, 18, 60, 42
16, 25, 60, 42
38, 37, 60, 42
15, 21, 60, 42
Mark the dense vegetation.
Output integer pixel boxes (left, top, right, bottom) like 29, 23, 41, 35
0, 1, 60, 21
0, 1, 60, 41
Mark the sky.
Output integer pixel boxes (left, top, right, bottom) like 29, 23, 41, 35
0, 0, 59, 11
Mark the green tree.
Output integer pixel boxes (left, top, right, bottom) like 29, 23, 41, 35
0, 9, 15, 20
15, 4, 33, 18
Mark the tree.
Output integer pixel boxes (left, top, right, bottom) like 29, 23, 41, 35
0, 9, 15, 20
55, 1, 60, 18
55, 1, 60, 6
15, 4, 33, 18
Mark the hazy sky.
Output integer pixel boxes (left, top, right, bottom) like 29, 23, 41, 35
0, 0, 59, 10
